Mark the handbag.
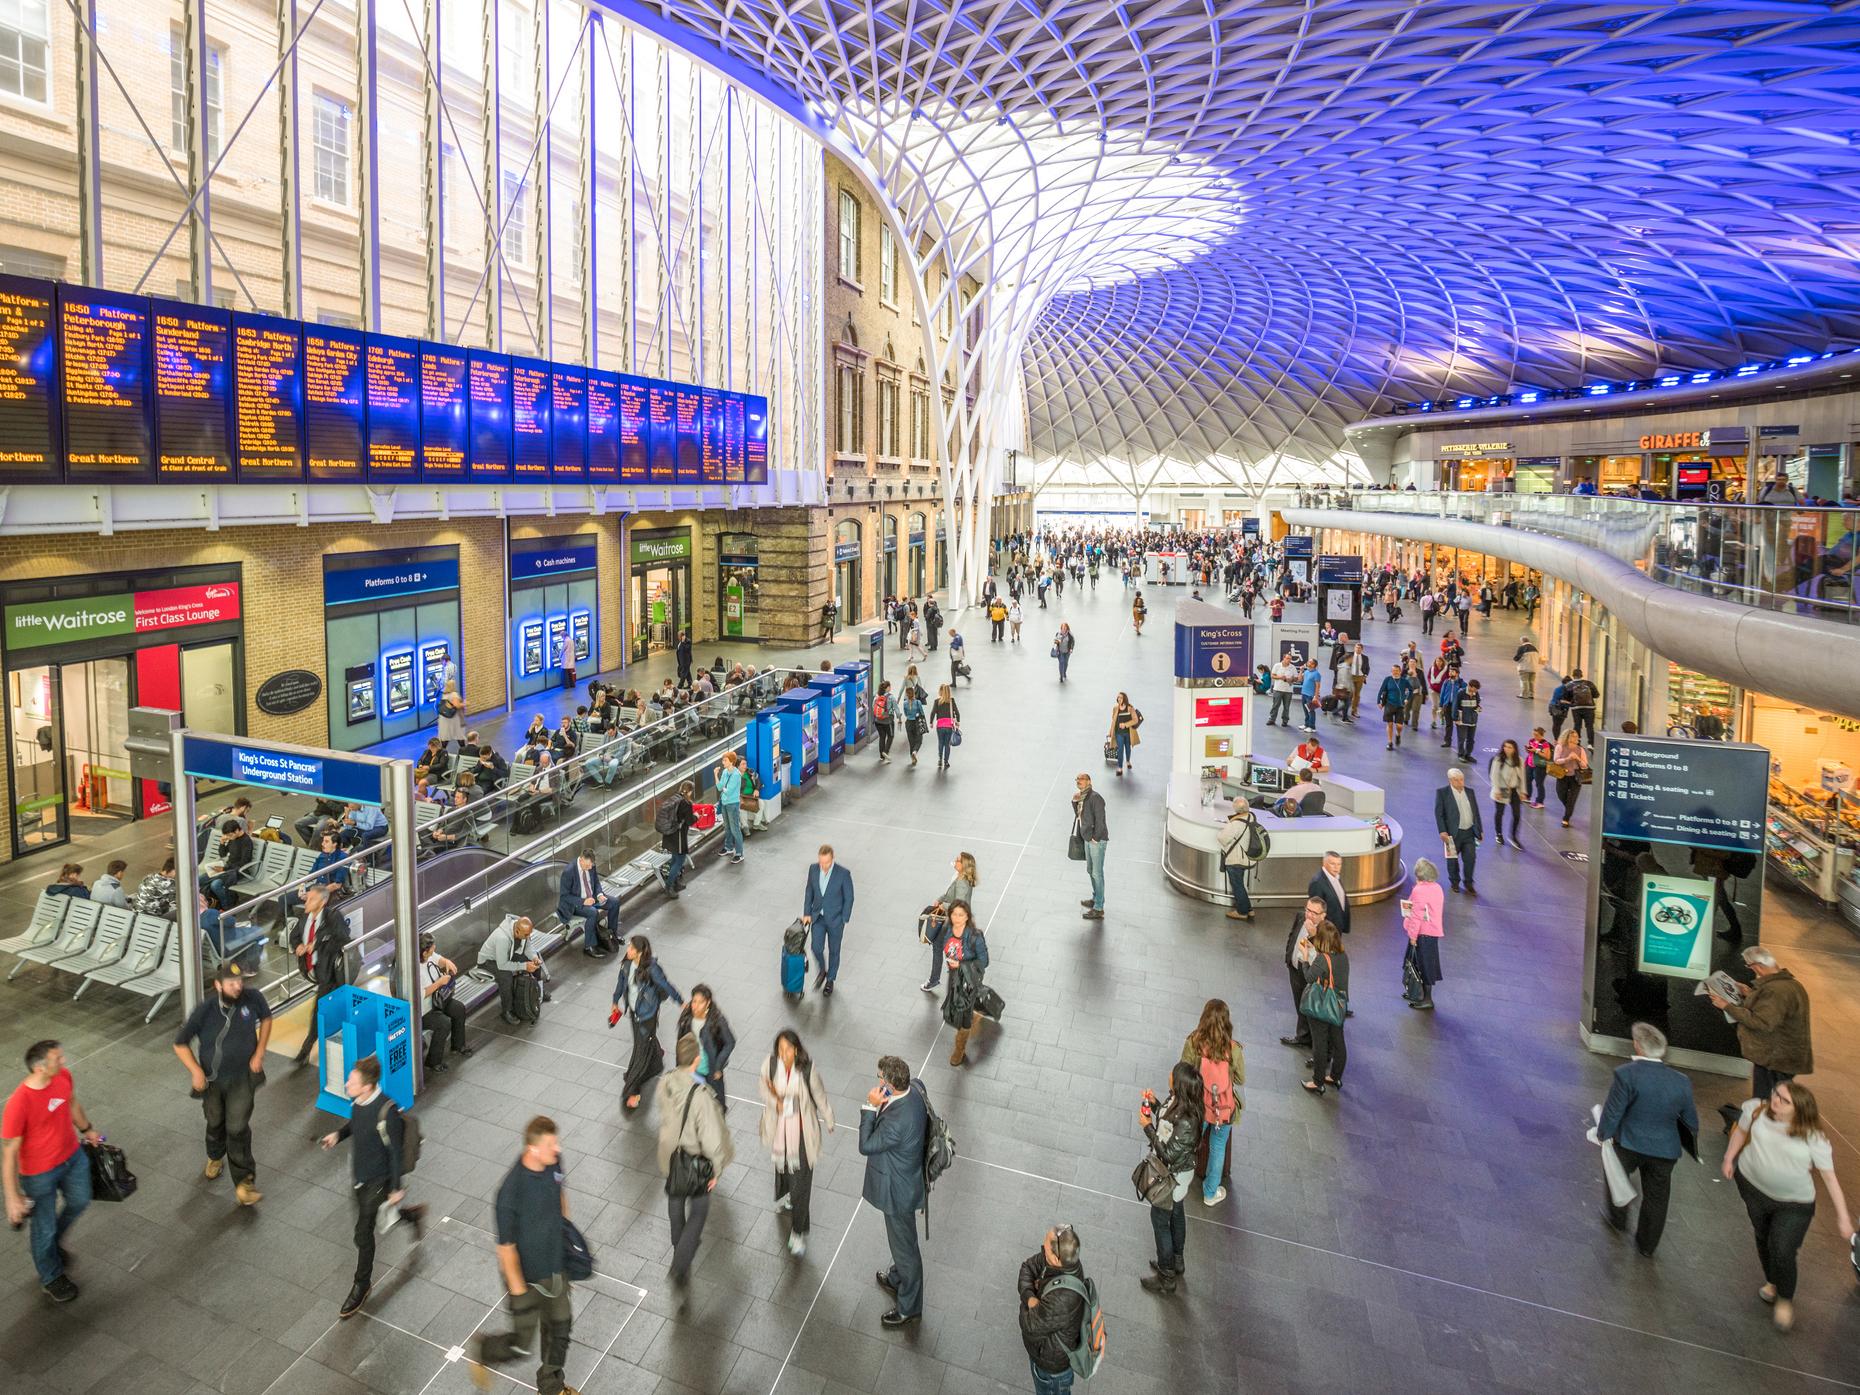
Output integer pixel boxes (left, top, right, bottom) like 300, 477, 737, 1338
1298, 952, 1346, 1026
1401, 943, 1426, 1005
948, 727, 963, 748
85, 1140, 137, 1202
1547, 760, 1569, 779
974, 984, 1007, 1021
562, 1217, 595, 1281
1131, 1150, 1176, 1208
917, 906, 948, 944
1067, 812, 1086, 861
665, 1085, 715, 1197
740, 794, 761, 814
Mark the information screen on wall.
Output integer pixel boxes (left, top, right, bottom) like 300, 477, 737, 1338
61, 286, 153, 480
150, 299, 233, 480
419, 346, 468, 481
672, 384, 703, 483
646, 381, 676, 482
511, 360, 551, 479
744, 395, 768, 483
618, 374, 651, 482
231, 312, 303, 481
303, 323, 366, 482
364, 335, 420, 482
550, 367, 587, 482
700, 388, 726, 484
585, 370, 620, 483
0, 274, 60, 482
467, 350, 511, 482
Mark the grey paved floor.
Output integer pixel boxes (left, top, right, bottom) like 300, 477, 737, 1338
4, 574, 1860, 1395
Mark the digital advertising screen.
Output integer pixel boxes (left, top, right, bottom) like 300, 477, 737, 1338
585, 370, 620, 483
646, 380, 677, 482
151, 298, 233, 480
744, 393, 768, 483
618, 374, 651, 482
549, 366, 587, 482
546, 614, 569, 669
510, 359, 551, 479
420, 641, 450, 704
467, 350, 511, 482
571, 609, 590, 662
700, 387, 726, 484
384, 650, 415, 716
0, 274, 60, 482
519, 618, 543, 676
672, 383, 703, 483
60, 285, 153, 480
419, 344, 468, 481
1193, 695, 1248, 727
231, 311, 304, 481
364, 334, 421, 482
302, 323, 366, 482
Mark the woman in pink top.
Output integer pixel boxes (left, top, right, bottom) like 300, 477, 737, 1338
1402, 858, 1445, 1010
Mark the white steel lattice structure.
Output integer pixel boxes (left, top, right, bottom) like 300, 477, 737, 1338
606, 0, 1860, 592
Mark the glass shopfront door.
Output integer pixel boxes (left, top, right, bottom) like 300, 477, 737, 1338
633, 565, 688, 659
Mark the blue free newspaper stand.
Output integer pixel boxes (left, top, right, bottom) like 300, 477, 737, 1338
834, 660, 871, 745
808, 672, 853, 765
773, 689, 823, 791
312, 985, 416, 1117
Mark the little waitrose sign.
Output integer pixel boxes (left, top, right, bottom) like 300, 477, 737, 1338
4, 583, 241, 651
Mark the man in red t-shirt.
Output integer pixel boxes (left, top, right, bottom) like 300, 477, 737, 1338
2, 1039, 101, 1302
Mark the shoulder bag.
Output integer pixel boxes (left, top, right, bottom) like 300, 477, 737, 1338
1298, 952, 1346, 1027
1067, 809, 1087, 861
1131, 1149, 1176, 1208
665, 1084, 715, 1197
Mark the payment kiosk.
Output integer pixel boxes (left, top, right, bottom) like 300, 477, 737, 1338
744, 710, 787, 823
808, 672, 853, 766
833, 660, 872, 746
772, 689, 824, 792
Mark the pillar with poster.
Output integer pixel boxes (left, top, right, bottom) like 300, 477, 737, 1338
1316, 554, 1364, 641
1582, 734, 1770, 1074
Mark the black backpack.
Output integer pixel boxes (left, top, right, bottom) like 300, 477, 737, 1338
377, 1104, 423, 1173
919, 1083, 955, 1235
653, 800, 680, 835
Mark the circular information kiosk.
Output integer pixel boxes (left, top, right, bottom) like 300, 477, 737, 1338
1161, 601, 1405, 906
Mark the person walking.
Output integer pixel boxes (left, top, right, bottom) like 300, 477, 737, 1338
758, 1029, 835, 1257
907, 616, 928, 662
939, 900, 991, 1067
558, 849, 620, 956
1375, 662, 1409, 750
418, 933, 473, 1071
1551, 729, 1590, 827
469, 1117, 579, 1395
173, 965, 271, 1207
1053, 623, 1076, 683
1072, 773, 1108, 921
1452, 677, 1483, 762
1019, 1225, 1091, 1395
987, 596, 1008, 642
801, 844, 856, 995
1109, 692, 1141, 776
1595, 1023, 1698, 1259
656, 1033, 734, 1291
1433, 768, 1484, 894
872, 680, 896, 763
862, 1055, 928, 1327
611, 935, 682, 1112
1346, 642, 1370, 718
1009, 598, 1024, 644
1181, 1000, 1243, 1206
901, 683, 928, 767
927, 683, 961, 770
1513, 634, 1541, 699
320, 1054, 426, 1319
1216, 796, 1265, 923
437, 680, 466, 750
1710, 946, 1814, 1102
1524, 726, 1554, 808
3, 1040, 102, 1303
1489, 739, 1526, 847
1296, 921, 1349, 1095
1723, 1081, 1854, 1332
674, 985, 735, 1107
1130, 591, 1146, 635
1136, 1062, 1202, 1295
1401, 859, 1445, 1009
1563, 669, 1600, 744
714, 751, 747, 864
920, 852, 978, 992
658, 781, 696, 895
675, 628, 694, 686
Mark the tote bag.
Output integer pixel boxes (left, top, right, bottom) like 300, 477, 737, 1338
1298, 952, 1346, 1026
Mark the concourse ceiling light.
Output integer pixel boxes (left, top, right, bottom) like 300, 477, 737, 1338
618, 0, 1860, 500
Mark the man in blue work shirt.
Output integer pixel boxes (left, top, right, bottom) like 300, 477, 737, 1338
173, 966, 271, 1207
470, 1116, 576, 1395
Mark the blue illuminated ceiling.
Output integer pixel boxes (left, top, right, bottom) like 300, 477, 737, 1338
623, 0, 1860, 481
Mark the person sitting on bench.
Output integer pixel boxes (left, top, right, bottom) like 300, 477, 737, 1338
557, 850, 619, 957
481, 916, 544, 1025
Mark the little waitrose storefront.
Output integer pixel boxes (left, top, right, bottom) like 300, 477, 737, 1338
2, 565, 244, 856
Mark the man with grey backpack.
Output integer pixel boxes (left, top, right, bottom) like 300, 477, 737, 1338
1216, 797, 1267, 923
1019, 1224, 1105, 1392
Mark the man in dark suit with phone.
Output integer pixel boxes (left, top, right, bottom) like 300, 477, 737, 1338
801, 844, 856, 995
861, 1054, 927, 1328
556, 849, 617, 957
1595, 1022, 1699, 1257
1433, 768, 1484, 893
1279, 894, 1326, 1048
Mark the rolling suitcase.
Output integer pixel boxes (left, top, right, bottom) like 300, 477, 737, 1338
781, 948, 807, 996
1103, 738, 1119, 766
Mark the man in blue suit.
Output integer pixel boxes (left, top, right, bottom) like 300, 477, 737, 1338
557, 849, 617, 957
1432, 768, 1484, 894
861, 1054, 927, 1327
800, 844, 855, 996
1596, 1022, 1699, 1257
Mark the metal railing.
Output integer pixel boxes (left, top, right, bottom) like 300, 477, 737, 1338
1302, 490, 1860, 625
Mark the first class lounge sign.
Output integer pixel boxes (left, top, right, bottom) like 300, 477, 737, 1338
4, 583, 241, 651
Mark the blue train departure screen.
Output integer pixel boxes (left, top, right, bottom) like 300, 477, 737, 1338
700, 388, 726, 484
723, 392, 746, 483
303, 323, 366, 482
60, 286, 152, 481
647, 381, 677, 482
586, 371, 620, 483
0, 274, 59, 482
364, 335, 420, 482
467, 350, 511, 481
419, 345, 468, 481
511, 360, 550, 479
152, 298, 233, 480
232, 312, 303, 480
673, 383, 703, 483
745, 394, 768, 483
618, 374, 650, 482
550, 367, 586, 481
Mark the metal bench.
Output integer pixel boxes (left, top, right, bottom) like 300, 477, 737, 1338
8, 900, 101, 978
79, 916, 171, 1000
0, 891, 69, 956
117, 929, 186, 1021
50, 906, 135, 981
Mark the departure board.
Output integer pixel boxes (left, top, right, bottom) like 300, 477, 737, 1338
511, 359, 550, 479
151, 298, 233, 480
586, 370, 620, 483
364, 335, 420, 482
672, 383, 703, 483
617, 374, 650, 482
419, 345, 468, 481
466, 350, 511, 481
231, 311, 303, 480
549, 366, 586, 482
302, 323, 366, 482
0, 274, 59, 482
699, 387, 726, 484
60, 286, 153, 480
745, 394, 768, 483
646, 381, 677, 482
723, 392, 746, 484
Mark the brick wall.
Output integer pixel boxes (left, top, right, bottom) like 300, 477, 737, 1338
505, 517, 626, 674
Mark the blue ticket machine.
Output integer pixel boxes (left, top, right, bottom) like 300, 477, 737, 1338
833, 661, 871, 745
746, 710, 786, 801
773, 690, 822, 791
808, 672, 853, 765
312, 985, 417, 1115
